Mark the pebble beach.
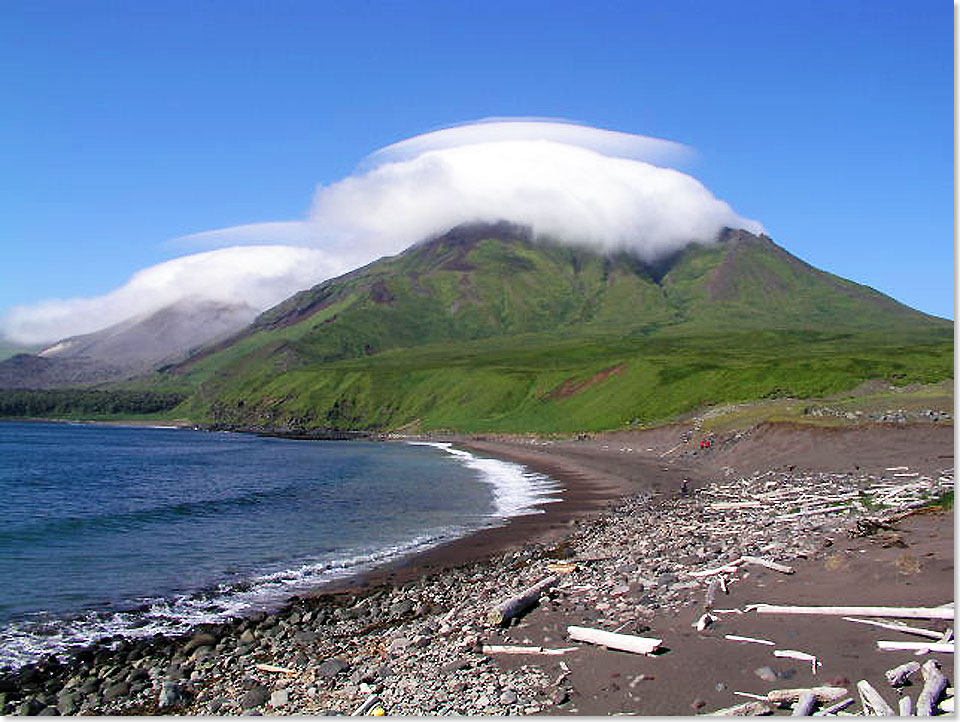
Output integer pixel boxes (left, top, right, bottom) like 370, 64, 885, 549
1, 421, 953, 716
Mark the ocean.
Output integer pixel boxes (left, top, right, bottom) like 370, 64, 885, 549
0, 421, 559, 668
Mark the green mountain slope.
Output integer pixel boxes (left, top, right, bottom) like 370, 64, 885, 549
164, 223, 952, 433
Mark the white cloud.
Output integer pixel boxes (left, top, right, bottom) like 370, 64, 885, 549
310, 140, 761, 262
7, 119, 763, 345
1, 246, 348, 345
361, 117, 696, 168
181, 120, 761, 267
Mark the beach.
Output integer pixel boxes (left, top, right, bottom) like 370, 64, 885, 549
1, 420, 953, 716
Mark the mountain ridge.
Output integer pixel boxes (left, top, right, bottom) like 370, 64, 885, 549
161, 223, 950, 433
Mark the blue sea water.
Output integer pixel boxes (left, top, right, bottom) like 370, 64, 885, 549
0, 422, 559, 667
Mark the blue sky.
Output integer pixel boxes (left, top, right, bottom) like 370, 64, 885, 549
1, 0, 953, 330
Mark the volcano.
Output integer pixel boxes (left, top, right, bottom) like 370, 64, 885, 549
157, 223, 949, 433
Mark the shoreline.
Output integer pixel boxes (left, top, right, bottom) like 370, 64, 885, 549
0, 430, 633, 672
1, 421, 953, 716
317, 436, 685, 595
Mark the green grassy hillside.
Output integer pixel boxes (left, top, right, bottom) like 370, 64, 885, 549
159, 223, 952, 433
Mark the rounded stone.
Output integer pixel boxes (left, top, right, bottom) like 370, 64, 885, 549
241, 685, 270, 709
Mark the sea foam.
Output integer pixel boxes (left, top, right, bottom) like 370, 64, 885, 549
407, 441, 562, 517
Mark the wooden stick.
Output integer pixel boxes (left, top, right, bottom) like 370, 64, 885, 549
487, 575, 558, 626
767, 687, 848, 706
857, 680, 895, 716
748, 604, 955, 620
707, 700, 774, 716
775, 649, 820, 674
876, 641, 955, 653
481, 644, 576, 655
885, 660, 921, 687
739, 556, 795, 574
689, 561, 742, 578
916, 659, 948, 716
567, 625, 662, 655
791, 691, 818, 716
842, 616, 944, 640
726, 634, 775, 646
253, 663, 297, 674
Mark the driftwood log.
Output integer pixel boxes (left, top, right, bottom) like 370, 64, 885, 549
567, 625, 662, 655
898, 696, 913, 716
739, 555, 794, 574
843, 616, 945, 639
885, 660, 922, 687
748, 604, 955, 620
481, 644, 575, 655
709, 700, 773, 716
725, 634, 775, 646
876, 641, 955, 653
916, 659, 948, 716
767, 687, 848, 706
486, 575, 558, 626
774, 649, 820, 674
790, 691, 817, 716
857, 679, 895, 716
813, 697, 854, 716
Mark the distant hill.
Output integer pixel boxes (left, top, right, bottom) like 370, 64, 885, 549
164, 223, 951, 433
0, 299, 257, 389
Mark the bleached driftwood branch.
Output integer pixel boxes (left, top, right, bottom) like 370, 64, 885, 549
843, 616, 944, 639
747, 604, 954, 620
791, 691, 817, 716
812, 697, 855, 716
739, 555, 795, 574
567, 625, 662, 655
857, 679, 895, 715
707, 700, 774, 716
774, 649, 820, 674
487, 575, 558, 626
885, 660, 921, 687
916, 659, 948, 716
481, 644, 576, 655
725, 634, 775, 646
876, 641, 954, 653
767, 687, 848, 706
